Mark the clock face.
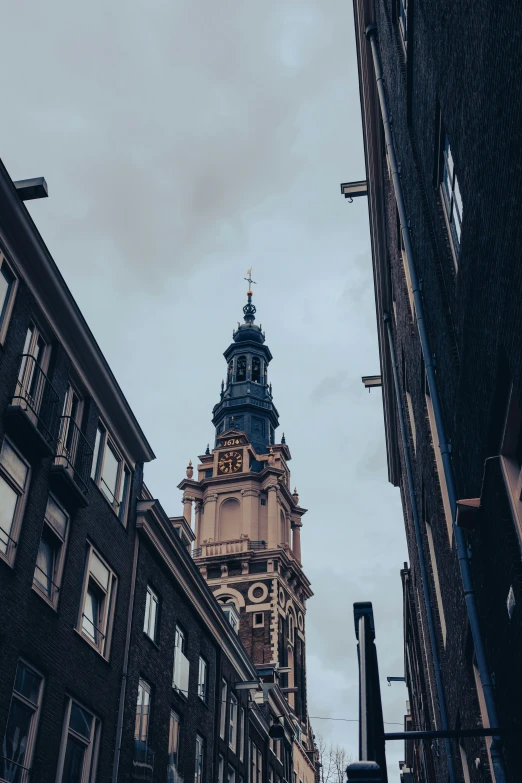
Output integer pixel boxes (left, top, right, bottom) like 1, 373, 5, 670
218, 450, 243, 474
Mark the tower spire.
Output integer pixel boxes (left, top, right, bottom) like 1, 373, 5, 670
242, 267, 257, 325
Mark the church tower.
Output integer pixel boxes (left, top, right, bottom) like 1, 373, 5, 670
178, 274, 313, 723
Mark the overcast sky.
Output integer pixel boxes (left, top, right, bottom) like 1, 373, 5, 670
2, 0, 409, 777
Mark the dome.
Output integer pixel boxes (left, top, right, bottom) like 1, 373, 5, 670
233, 324, 265, 344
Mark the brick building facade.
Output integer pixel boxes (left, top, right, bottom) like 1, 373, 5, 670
350, 1, 522, 781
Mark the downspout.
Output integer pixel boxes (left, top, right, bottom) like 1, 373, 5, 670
365, 25, 507, 783
384, 313, 457, 783
112, 534, 140, 783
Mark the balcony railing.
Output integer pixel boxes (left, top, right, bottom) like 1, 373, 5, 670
133, 740, 154, 783
12, 354, 60, 445
54, 416, 93, 495
172, 648, 190, 695
167, 756, 184, 783
192, 539, 267, 558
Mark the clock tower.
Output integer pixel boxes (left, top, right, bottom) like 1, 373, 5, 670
178, 276, 313, 729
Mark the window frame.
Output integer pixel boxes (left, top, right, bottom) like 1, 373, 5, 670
168, 710, 181, 771
32, 493, 70, 609
0, 436, 31, 567
198, 656, 208, 702
1, 659, 44, 783
438, 126, 463, 270
143, 584, 160, 643
135, 679, 152, 745
172, 624, 190, 695
90, 421, 132, 524
229, 693, 237, 752
219, 679, 227, 739
0, 252, 18, 346
77, 543, 118, 659
195, 734, 205, 783
56, 697, 100, 783
253, 612, 264, 628
239, 706, 245, 761
15, 322, 51, 421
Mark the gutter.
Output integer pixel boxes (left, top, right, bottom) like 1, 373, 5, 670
112, 534, 140, 783
384, 314, 456, 783
365, 24, 507, 783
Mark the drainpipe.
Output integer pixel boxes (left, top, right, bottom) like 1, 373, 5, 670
365, 25, 507, 783
384, 313, 457, 783
112, 534, 140, 783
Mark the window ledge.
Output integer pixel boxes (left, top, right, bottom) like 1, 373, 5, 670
90, 478, 128, 528
74, 628, 110, 663
4, 404, 54, 460
143, 631, 160, 650
50, 463, 89, 509
31, 583, 59, 611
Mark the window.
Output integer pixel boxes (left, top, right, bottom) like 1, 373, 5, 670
135, 680, 151, 744
0, 438, 30, 565
56, 383, 83, 476
288, 614, 295, 644
15, 324, 49, 419
205, 469, 213, 478
227, 360, 234, 384
1, 661, 44, 782
440, 134, 463, 263
78, 545, 117, 658
236, 356, 246, 382
500, 384, 522, 540
228, 765, 236, 783
398, 0, 408, 51
219, 680, 227, 739
253, 613, 264, 628
57, 699, 100, 783
218, 755, 224, 783
195, 735, 204, 783
90, 422, 131, 523
250, 741, 262, 783
173, 625, 189, 694
33, 494, 69, 607
198, 657, 208, 702
168, 711, 181, 774
143, 585, 159, 642
252, 357, 261, 383
229, 694, 237, 751
239, 707, 245, 761
0, 255, 16, 343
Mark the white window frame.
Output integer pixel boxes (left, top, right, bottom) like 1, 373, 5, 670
173, 625, 190, 695
239, 706, 245, 761
229, 693, 237, 752
15, 322, 51, 422
198, 656, 208, 702
143, 585, 159, 642
195, 734, 205, 783
33, 493, 70, 608
219, 679, 227, 739
0, 437, 31, 566
0, 252, 18, 346
77, 544, 118, 659
1, 660, 44, 783
253, 612, 264, 628
135, 679, 151, 744
56, 697, 100, 783
90, 421, 132, 524
440, 133, 463, 269
55, 382, 84, 478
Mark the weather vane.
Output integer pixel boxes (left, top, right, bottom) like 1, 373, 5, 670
244, 267, 256, 291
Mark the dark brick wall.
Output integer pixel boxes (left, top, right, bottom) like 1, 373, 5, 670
0, 260, 144, 783
120, 526, 252, 783
368, 1, 522, 781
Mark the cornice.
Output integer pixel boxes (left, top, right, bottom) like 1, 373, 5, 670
0, 158, 155, 464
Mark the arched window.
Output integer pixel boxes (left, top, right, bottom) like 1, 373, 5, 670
219, 498, 242, 541
252, 357, 261, 383
227, 360, 233, 385
236, 356, 246, 382
288, 614, 294, 644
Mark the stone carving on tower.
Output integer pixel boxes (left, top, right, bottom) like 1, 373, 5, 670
178, 272, 313, 728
